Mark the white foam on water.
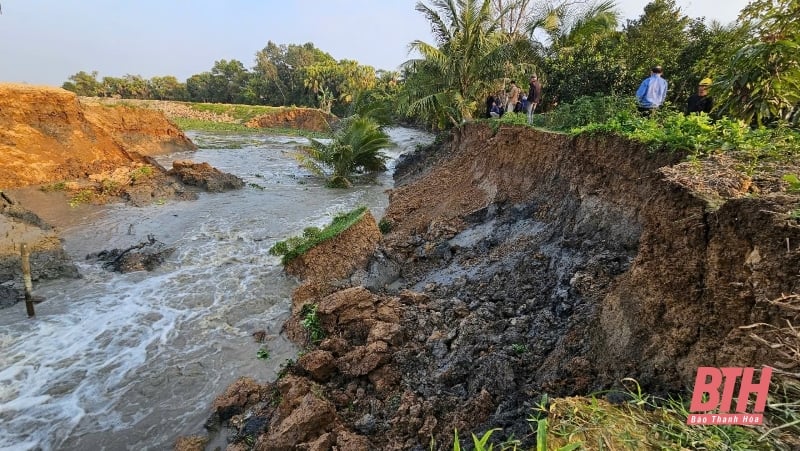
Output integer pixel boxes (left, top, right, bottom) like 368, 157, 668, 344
0, 128, 434, 450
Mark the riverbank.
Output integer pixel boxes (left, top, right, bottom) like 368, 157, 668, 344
208, 122, 800, 449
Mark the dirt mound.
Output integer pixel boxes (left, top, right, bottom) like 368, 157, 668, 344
0, 83, 195, 189
245, 108, 336, 132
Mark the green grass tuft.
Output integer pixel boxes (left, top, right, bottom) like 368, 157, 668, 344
269, 206, 368, 265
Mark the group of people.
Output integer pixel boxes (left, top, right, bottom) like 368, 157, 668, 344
486, 74, 542, 124
486, 67, 711, 123
636, 65, 713, 115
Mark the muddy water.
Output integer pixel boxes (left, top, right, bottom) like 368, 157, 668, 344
0, 127, 432, 451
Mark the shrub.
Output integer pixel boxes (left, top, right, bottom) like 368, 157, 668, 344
294, 116, 391, 187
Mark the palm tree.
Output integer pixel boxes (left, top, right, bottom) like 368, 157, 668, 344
295, 116, 391, 188
400, 0, 532, 128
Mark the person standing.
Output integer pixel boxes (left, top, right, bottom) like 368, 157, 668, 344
507, 81, 520, 114
636, 66, 668, 116
686, 78, 713, 114
527, 74, 542, 124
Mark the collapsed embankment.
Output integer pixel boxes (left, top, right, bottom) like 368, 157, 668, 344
0, 83, 202, 306
208, 123, 799, 450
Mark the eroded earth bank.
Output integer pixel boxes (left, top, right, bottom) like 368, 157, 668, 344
206, 123, 800, 450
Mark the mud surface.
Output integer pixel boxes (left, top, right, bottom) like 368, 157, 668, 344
214, 124, 800, 449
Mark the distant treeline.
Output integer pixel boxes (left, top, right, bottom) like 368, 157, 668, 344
62, 42, 398, 118
63, 0, 799, 128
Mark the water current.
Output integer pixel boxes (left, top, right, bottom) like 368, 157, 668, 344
0, 127, 432, 451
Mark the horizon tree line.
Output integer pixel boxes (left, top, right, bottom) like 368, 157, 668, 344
62, 0, 799, 127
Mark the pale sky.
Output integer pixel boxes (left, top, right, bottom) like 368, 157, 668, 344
0, 0, 751, 87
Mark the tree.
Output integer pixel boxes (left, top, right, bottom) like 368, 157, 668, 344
621, 0, 692, 102
62, 71, 101, 96
209, 59, 251, 103
148, 75, 187, 100
295, 116, 391, 188
401, 0, 532, 127
304, 60, 377, 115
534, 1, 624, 104
714, 0, 800, 126
253, 42, 335, 106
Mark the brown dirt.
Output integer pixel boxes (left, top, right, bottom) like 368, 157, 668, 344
0, 84, 215, 307
0, 83, 195, 189
245, 108, 336, 132
211, 123, 800, 449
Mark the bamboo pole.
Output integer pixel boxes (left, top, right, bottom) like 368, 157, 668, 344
20, 243, 35, 317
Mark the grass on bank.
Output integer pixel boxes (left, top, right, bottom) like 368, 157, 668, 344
480, 95, 800, 177
187, 103, 286, 123
268, 206, 368, 265
172, 117, 328, 139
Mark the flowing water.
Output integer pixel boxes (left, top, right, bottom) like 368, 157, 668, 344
0, 127, 432, 451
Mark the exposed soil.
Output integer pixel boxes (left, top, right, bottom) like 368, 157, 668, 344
0, 84, 238, 307
209, 123, 800, 450
245, 109, 336, 132
86, 97, 337, 132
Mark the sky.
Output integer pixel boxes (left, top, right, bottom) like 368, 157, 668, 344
0, 0, 751, 87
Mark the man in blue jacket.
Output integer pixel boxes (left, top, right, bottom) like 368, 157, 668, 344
636, 66, 668, 116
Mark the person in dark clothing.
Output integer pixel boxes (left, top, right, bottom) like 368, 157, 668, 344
687, 78, 713, 114
527, 74, 542, 124
489, 101, 501, 118
485, 95, 496, 118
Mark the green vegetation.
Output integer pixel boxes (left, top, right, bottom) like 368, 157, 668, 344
378, 218, 393, 234
269, 206, 368, 264
188, 102, 282, 122
68, 189, 94, 208
256, 347, 270, 360
39, 181, 66, 192
129, 165, 153, 183
300, 303, 325, 345
531, 380, 774, 450
171, 118, 254, 133
294, 117, 391, 188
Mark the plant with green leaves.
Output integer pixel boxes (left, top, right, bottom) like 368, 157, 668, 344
400, 0, 533, 128
714, 0, 800, 126
300, 303, 325, 344
295, 116, 390, 188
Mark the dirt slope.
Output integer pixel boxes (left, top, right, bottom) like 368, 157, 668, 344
0, 83, 195, 189
212, 123, 800, 450
0, 84, 199, 307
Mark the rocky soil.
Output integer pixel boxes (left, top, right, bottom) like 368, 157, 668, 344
204, 123, 800, 450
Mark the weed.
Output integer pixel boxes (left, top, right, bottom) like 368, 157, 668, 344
248, 182, 265, 190
129, 165, 153, 183
300, 303, 325, 344
378, 218, 393, 234
40, 181, 66, 192
783, 174, 800, 193
277, 359, 294, 380
511, 343, 527, 354
68, 189, 94, 208
256, 347, 270, 360
99, 179, 122, 196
